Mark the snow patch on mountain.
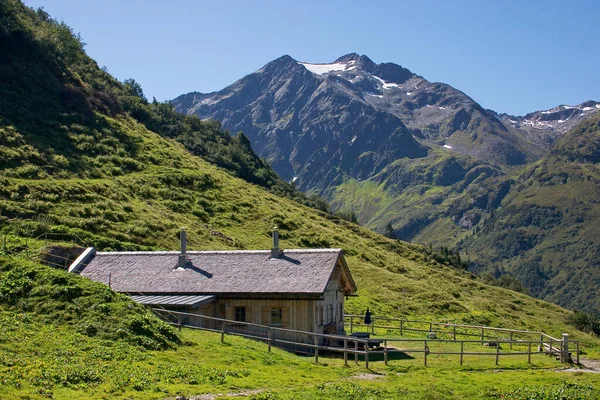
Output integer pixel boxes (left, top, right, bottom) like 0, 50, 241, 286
300, 62, 353, 75
523, 120, 554, 129
373, 75, 400, 89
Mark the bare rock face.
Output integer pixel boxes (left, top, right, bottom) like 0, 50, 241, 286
458, 211, 480, 229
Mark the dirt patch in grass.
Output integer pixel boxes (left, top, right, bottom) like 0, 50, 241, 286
350, 373, 384, 380
188, 389, 263, 399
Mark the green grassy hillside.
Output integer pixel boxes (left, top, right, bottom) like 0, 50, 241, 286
466, 113, 600, 316
1, 1, 600, 398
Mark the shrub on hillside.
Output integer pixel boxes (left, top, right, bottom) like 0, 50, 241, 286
567, 311, 600, 335
0, 256, 180, 349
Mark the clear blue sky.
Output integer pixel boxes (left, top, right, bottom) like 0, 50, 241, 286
24, 0, 599, 115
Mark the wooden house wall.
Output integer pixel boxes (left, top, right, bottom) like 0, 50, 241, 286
314, 262, 345, 335
184, 260, 349, 346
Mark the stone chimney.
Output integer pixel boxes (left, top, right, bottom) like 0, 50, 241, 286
270, 226, 281, 258
178, 227, 188, 268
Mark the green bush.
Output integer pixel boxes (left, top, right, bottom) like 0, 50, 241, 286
0, 256, 180, 349
567, 311, 600, 335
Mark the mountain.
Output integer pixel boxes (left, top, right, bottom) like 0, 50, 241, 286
175, 53, 547, 189
173, 51, 599, 190
173, 54, 600, 316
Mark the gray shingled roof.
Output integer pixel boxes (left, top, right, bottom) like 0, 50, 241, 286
77, 249, 354, 296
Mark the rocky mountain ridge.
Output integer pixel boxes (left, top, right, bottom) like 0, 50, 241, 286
175, 54, 599, 189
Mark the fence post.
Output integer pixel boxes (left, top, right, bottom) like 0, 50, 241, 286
268, 327, 272, 353
559, 339, 564, 363
562, 333, 569, 364
495, 342, 500, 365
453, 325, 456, 341
365, 345, 369, 369
481, 328, 484, 344
540, 334, 543, 351
429, 322, 433, 333
460, 341, 464, 365
400, 320, 403, 336
314, 335, 319, 363
549, 338, 553, 357
221, 322, 226, 343
576, 341, 579, 364
424, 340, 428, 366
384, 339, 388, 366
528, 341, 531, 364
344, 340, 348, 367
350, 316, 353, 333
355, 340, 359, 364
509, 331, 513, 349
371, 320, 375, 335
177, 315, 182, 331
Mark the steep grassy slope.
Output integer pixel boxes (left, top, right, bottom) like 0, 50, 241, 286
0, 0, 305, 204
466, 113, 600, 316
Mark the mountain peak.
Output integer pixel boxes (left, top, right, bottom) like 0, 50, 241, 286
335, 53, 375, 71
258, 54, 303, 75
265, 54, 299, 67
334, 53, 360, 62
335, 53, 373, 64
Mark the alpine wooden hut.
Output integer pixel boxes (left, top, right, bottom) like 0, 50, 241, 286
68, 228, 357, 342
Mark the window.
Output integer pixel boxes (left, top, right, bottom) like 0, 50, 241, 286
271, 307, 282, 325
234, 306, 246, 322
328, 304, 334, 323
318, 306, 324, 326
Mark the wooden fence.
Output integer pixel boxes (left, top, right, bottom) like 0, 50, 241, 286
153, 309, 578, 368
345, 314, 577, 364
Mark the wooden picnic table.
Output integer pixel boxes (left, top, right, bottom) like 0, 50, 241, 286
349, 332, 384, 349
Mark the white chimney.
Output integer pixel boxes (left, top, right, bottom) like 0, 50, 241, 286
178, 227, 188, 268
270, 226, 281, 258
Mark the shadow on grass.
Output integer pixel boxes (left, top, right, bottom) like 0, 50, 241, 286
310, 349, 416, 362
